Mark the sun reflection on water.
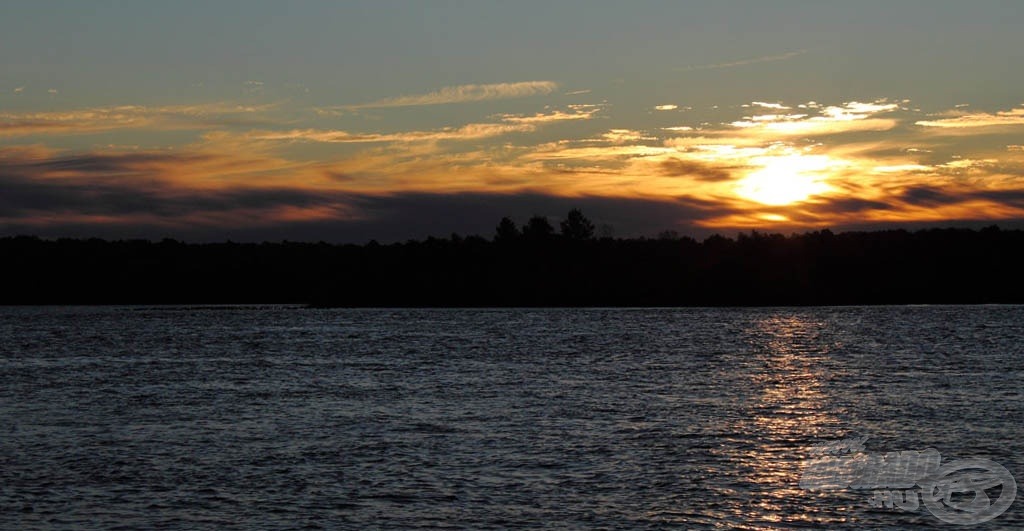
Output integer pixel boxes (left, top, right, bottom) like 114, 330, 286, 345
718, 313, 857, 526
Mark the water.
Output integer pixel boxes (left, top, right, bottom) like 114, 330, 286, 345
1, 306, 1022, 529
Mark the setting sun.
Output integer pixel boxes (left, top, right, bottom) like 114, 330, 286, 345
735, 155, 835, 206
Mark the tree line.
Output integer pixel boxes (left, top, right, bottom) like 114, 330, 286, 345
3, 209, 1023, 306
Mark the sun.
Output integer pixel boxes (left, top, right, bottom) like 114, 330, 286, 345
735, 155, 835, 206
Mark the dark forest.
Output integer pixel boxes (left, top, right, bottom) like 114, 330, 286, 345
4, 210, 1023, 306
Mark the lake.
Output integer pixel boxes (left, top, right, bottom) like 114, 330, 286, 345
1, 306, 1021, 529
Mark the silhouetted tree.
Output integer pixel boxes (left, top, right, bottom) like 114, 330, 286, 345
658, 230, 680, 241
494, 217, 520, 242
522, 215, 555, 240
560, 208, 595, 240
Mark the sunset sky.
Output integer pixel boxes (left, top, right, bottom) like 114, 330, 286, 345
3, 1, 1024, 242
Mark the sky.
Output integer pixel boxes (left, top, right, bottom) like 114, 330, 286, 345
3, 0, 1024, 242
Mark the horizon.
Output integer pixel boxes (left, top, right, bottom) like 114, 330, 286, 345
4, 219, 1024, 246
3, 1, 1024, 243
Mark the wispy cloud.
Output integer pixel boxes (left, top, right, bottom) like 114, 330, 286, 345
600, 129, 656, 144
525, 144, 674, 162
749, 101, 790, 110
654, 104, 678, 111
248, 122, 535, 144
246, 108, 598, 145
916, 106, 1024, 128
499, 107, 601, 124
347, 81, 558, 109
677, 50, 806, 72
728, 100, 899, 136
0, 103, 276, 137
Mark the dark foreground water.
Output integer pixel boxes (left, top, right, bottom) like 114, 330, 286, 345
1, 306, 1022, 529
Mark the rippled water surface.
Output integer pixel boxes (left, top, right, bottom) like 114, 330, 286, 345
2, 306, 1022, 529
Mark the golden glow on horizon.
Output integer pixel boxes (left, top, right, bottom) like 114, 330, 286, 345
4, 95, 1024, 235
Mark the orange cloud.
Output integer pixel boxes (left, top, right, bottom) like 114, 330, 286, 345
345, 81, 558, 109
0, 103, 275, 137
247, 123, 536, 144
499, 107, 601, 124
916, 106, 1024, 128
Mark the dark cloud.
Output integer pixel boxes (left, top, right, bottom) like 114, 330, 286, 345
899, 186, 965, 206
807, 197, 894, 213
970, 189, 1024, 208
0, 174, 339, 219
896, 186, 1024, 209
0, 177, 157, 215
659, 158, 736, 182
30, 153, 215, 174
746, 197, 895, 225
0, 153, 338, 220
324, 171, 358, 182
